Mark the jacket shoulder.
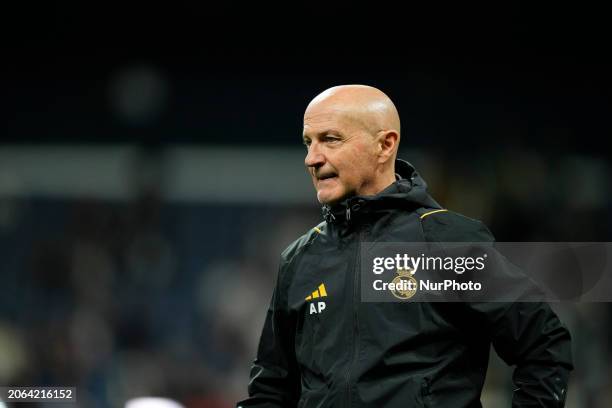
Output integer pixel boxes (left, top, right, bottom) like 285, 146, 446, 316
418, 209, 495, 242
280, 221, 326, 265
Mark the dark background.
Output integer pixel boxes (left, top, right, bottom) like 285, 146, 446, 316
4, 3, 610, 151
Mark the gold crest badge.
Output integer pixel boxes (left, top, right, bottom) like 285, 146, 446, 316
391, 268, 418, 300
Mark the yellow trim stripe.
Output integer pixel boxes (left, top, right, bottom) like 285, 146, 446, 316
420, 209, 448, 219
318, 284, 327, 297
313, 227, 322, 234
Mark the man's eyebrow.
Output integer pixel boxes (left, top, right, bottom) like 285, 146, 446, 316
303, 129, 343, 139
321, 128, 343, 135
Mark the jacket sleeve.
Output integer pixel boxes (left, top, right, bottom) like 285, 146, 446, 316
422, 211, 573, 407
472, 300, 573, 407
236, 261, 300, 408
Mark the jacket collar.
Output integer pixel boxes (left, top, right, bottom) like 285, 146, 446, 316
321, 159, 441, 225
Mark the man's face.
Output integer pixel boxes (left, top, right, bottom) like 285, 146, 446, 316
303, 110, 379, 205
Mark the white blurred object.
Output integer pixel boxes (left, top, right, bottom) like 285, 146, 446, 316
125, 397, 185, 408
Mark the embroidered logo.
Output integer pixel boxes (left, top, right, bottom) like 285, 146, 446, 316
306, 283, 327, 314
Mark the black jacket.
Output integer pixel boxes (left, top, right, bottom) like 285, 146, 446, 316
237, 160, 573, 408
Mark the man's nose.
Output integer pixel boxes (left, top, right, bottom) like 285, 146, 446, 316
305, 143, 325, 168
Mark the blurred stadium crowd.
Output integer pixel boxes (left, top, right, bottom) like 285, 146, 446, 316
0, 143, 610, 407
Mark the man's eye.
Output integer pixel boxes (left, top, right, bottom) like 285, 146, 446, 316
324, 136, 340, 143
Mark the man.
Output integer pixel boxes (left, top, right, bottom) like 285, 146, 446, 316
237, 85, 573, 407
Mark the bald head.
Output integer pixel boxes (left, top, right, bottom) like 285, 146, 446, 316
305, 85, 401, 137
302, 85, 401, 205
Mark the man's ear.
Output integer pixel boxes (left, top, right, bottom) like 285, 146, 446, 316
377, 130, 399, 163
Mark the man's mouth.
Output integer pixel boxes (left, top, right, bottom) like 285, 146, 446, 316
317, 173, 338, 181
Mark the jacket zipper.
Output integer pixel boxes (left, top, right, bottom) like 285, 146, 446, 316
345, 228, 363, 407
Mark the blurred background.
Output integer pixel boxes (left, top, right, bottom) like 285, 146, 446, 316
1, 3, 611, 407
